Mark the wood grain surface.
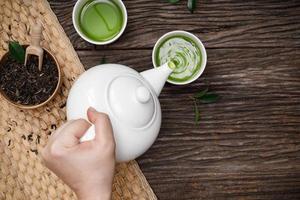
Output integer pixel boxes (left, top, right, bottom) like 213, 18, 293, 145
48, 0, 300, 199
50, 0, 300, 49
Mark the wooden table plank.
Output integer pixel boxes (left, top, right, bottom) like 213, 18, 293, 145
77, 48, 300, 199
48, 0, 300, 199
49, 0, 300, 50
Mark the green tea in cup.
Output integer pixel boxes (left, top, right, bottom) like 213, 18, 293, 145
73, 0, 127, 45
152, 31, 207, 85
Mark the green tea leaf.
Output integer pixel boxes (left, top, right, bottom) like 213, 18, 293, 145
194, 99, 200, 124
194, 88, 208, 98
9, 41, 25, 63
167, 0, 180, 4
100, 57, 106, 64
198, 93, 220, 104
187, 0, 196, 13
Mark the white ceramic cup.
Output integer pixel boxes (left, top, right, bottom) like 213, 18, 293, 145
72, 0, 128, 45
152, 30, 207, 85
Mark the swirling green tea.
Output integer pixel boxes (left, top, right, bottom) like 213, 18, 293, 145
79, 0, 123, 42
155, 36, 202, 83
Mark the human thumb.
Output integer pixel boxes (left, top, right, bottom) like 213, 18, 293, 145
87, 107, 115, 143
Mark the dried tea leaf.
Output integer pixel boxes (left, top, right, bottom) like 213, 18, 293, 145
0, 51, 58, 105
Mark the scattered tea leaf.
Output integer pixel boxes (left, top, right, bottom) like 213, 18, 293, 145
51, 124, 57, 130
100, 57, 106, 64
193, 99, 200, 124
167, 0, 180, 3
194, 88, 208, 98
9, 41, 25, 63
192, 88, 220, 124
36, 135, 41, 144
187, 0, 196, 13
27, 133, 33, 142
198, 93, 220, 103
30, 149, 38, 155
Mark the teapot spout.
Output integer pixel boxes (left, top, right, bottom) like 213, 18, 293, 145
140, 62, 174, 96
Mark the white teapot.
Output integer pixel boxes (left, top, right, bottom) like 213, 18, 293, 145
66, 62, 173, 162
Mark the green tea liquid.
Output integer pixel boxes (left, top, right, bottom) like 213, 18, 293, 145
79, 0, 123, 42
155, 36, 202, 83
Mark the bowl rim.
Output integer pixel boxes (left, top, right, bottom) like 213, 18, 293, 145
152, 30, 207, 85
72, 0, 128, 45
0, 46, 62, 109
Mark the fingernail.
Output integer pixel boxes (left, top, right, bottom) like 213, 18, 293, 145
88, 106, 97, 113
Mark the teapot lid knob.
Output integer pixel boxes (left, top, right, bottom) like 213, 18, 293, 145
107, 75, 156, 128
136, 86, 151, 103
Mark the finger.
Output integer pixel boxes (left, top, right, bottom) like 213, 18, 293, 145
87, 107, 98, 123
57, 119, 91, 147
88, 108, 114, 143
49, 120, 75, 142
94, 115, 114, 143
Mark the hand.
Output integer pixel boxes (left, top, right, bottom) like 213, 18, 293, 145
41, 107, 116, 200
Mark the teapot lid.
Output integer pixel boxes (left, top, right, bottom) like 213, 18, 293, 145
107, 74, 156, 128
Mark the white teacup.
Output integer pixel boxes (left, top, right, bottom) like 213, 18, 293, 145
152, 30, 207, 85
72, 0, 127, 45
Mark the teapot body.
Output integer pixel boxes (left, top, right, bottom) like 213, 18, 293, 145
66, 64, 162, 162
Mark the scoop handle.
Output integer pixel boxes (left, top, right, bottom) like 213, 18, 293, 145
31, 23, 42, 47
80, 124, 96, 142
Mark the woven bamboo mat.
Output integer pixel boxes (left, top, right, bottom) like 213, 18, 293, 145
0, 0, 156, 199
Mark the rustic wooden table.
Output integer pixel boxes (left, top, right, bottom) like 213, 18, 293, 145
49, 0, 300, 199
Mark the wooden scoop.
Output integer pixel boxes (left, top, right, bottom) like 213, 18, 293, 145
24, 23, 44, 71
